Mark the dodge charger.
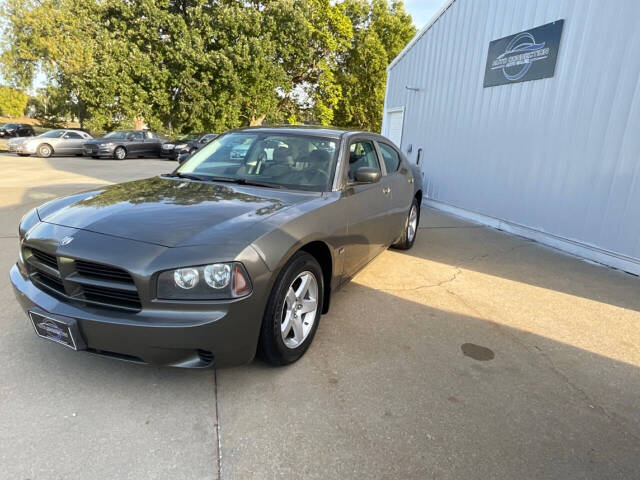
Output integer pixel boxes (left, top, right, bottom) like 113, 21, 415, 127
11, 127, 422, 367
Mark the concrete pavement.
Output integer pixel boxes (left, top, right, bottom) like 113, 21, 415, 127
1, 154, 639, 479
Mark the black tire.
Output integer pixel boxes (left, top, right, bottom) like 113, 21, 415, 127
37, 143, 53, 158
259, 251, 324, 366
392, 197, 420, 250
113, 146, 127, 160
17, 153, 30, 157
91, 156, 99, 159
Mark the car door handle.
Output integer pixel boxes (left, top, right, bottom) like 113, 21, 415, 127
382, 187, 391, 195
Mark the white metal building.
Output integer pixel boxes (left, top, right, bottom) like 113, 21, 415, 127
383, 0, 640, 275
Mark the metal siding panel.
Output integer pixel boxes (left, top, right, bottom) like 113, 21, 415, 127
385, 0, 640, 263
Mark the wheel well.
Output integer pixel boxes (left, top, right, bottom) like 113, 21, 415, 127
415, 189, 423, 205
300, 241, 332, 314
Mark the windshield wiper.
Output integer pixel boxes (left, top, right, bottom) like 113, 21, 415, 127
164, 172, 211, 182
206, 176, 283, 189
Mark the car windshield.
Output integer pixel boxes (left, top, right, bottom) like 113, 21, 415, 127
178, 132, 339, 192
38, 130, 65, 138
1, 123, 18, 129
104, 131, 127, 139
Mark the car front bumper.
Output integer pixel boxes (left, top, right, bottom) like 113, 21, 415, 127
16, 143, 37, 154
83, 144, 116, 157
10, 262, 269, 368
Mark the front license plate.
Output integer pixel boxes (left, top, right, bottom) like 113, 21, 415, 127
29, 311, 80, 350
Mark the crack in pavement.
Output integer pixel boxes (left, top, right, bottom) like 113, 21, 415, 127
533, 345, 640, 444
378, 268, 462, 292
213, 368, 222, 480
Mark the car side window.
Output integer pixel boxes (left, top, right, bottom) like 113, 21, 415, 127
347, 140, 380, 181
378, 143, 401, 173
131, 132, 144, 140
65, 132, 83, 139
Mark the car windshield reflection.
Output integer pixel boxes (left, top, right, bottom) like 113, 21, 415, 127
178, 133, 338, 192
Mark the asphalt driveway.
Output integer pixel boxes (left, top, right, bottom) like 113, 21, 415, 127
1, 154, 639, 479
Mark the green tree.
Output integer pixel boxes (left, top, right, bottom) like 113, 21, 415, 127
0, 85, 28, 117
27, 85, 72, 128
331, 0, 416, 131
1, 0, 413, 132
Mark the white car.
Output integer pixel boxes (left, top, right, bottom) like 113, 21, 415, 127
17, 129, 93, 157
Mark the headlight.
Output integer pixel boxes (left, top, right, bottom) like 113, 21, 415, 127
175, 143, 187, 149
157, 262, 251, 300
102, 142, 115, 147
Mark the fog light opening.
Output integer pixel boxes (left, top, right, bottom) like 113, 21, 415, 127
197, 349, 214, 365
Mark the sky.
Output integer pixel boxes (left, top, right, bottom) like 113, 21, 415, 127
404, 0, 448, 29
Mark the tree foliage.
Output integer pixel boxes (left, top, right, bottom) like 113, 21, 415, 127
331, 0, 416, 131
0, 85, 28, 117
0, 0, 414, 133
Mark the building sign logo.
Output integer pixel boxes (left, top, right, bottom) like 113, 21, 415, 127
484, 20, 564, 88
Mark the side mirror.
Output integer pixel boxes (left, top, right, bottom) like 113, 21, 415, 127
354, 167, 381, 184
178, 153, 190, 164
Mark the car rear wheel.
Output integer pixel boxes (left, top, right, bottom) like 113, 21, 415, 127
392, 198, 419, 250
17, 153, 30, 157
114, 146, 127, 160
37, 144, 53, 158
259, 251, 323, 366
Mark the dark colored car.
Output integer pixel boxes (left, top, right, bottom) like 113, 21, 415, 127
83, 130, 165, 159
11, 127, 422, 368
161, 133, 219, 160
0, 123, 35, 138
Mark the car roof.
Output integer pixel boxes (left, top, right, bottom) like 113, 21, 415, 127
233, 125, 370, 140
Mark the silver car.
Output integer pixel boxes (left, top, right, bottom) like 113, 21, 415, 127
17, 129, 93, 158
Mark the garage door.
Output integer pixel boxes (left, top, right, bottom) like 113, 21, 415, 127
385, 109, 404, 148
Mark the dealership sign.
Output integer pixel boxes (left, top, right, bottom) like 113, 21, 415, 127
484, 20, 564, 87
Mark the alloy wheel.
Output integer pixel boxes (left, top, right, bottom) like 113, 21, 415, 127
114, 147, 126, 160
38, 145, 52, 158
408, 204, 418, 242
280, 271, 318, 349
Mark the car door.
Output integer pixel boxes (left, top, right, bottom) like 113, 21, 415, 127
126, 131, 144, 155
143, 131, 161, 157
339, 137, 391, 278
60, 131, 85, 154
376, 141, 414, 241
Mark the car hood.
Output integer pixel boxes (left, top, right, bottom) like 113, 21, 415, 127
37, 176, 315, 248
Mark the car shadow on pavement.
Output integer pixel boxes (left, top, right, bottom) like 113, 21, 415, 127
216, 280, 640, 480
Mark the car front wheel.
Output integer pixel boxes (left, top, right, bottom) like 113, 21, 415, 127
259, 251, 323, 366
114, 146, 127, 160
37, 144, 53, 158
392, 198, 419, 250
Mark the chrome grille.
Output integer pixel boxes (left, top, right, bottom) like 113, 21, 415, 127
25, 247, 141, 311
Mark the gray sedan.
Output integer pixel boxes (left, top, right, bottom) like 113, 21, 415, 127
11, 127, 422, 368
16, 129, 93, 157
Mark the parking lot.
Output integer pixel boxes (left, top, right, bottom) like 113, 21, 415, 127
1, 154, 639, 479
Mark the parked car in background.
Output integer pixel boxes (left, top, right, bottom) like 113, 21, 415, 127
83, 130, 165, 159
161, 133, 219, 160
11, 126, 423, 368
160, 133, 200, 159
15, 129, 93, 157
0, 123, 35, 138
